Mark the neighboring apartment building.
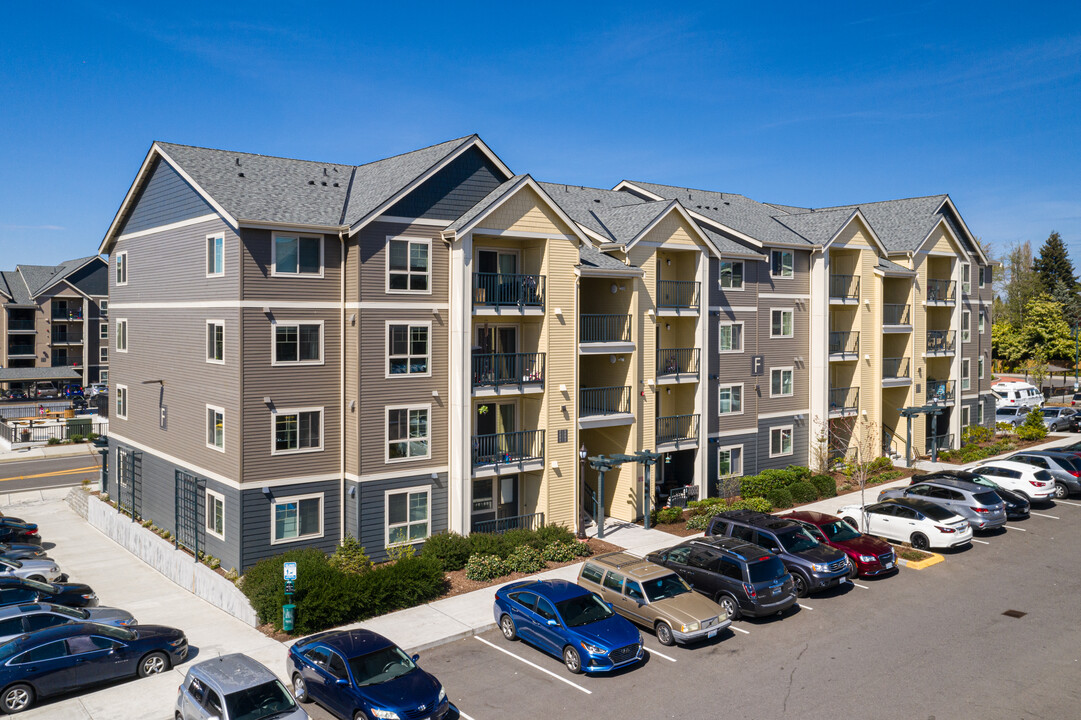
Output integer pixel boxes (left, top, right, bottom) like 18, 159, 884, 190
0, 257, 109, 393
98, 135, 991, 571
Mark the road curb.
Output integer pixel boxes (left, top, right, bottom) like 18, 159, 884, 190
898, 551, 944, 570
404, 622, 499, 654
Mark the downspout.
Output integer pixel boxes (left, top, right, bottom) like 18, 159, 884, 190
339, 228, 347, 544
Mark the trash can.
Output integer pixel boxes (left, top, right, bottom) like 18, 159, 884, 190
282, 604, 296, 632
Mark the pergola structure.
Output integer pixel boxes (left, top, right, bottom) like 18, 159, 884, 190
585, 450, 662, 539
899, 403, 947, 463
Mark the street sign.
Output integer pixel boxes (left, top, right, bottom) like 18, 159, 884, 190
283, 561, 297, 581
284, 580, 295, 595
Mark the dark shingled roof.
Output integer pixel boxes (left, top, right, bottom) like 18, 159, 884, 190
579, 243, 637, 272
876, 256, 915, 274
772, 208, 858, 246
810, 195, 952, 253
446, 175, 530, 233
0, 367, 83, 382
1, 257, 104, 303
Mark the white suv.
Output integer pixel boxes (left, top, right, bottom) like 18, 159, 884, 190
969, 460, 1056, 501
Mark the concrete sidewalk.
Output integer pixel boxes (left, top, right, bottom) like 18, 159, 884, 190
0, 442, 101, 464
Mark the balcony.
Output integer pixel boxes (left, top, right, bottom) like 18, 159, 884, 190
473, 273, 545, 314
580, 314, 634, 354
472, 353, 545, 395
926, 379, 955, 405
926, 279, 956, 305
829, 386, 859, 418
829, 274, 860, 303
472, 429, 545, 477
657, 414, 699, 449
657, 280, 700, 315
579, 386, 633, 428
926, 330, 956, 355
882, 357, 912, 387
828, 331, 859, 361
50, 358, 80, 368
883, 304, 912, 329
656, 348, 699, 383
6, 318, 35, 332
51, 308, 83, 321
6, 344, 35, 358
51, 330, 83, 345
472, 512, 545, 535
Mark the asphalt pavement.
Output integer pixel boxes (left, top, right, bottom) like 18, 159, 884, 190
0, 453, 101, 495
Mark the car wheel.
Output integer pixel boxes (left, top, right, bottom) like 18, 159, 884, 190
792, 573, 809, 598
717, 593, 740, 620
26, 576, 45, 583
137, 651, 169, 677
0, 684, 34, 714
847, 559, 859, 579
1054, 483, 1069, 499
292, 674, 309, 703
655, 621, 675, 646
562, 645, 583, 674
842, 517, 858, 530
911, 533, 930, 550
499, 614, 518, 641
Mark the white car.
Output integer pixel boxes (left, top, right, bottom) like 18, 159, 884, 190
0, 556, 62, 583
969, 460, 1057, 501
836, 498, 972, 550
992, 381, 1043, 409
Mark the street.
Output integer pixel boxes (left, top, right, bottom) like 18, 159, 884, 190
0, 454, 101, 494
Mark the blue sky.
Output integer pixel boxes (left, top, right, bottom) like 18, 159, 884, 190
2, 1, 1079, 267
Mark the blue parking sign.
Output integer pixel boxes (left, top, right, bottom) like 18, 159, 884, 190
283, 561, 297, 581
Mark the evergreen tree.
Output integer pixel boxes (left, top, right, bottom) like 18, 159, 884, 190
1033, 231, 1077, 293
1002, 241, 1040, 327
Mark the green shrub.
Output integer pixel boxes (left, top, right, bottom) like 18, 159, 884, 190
505, 545, 546, 573
500, 528, 540, 552
687, 497, 730, 516
869, 457, 893, 473
465, 554, 509, 581
788, 481, 819, 504
729, 497, 773, 513
655, 507, 684, 524
686, 513, 711, 531
69, 434, 85, 443
765, 487, 793, 509
876, 470, 904, 482
46, 438, 61, 446
541, 541, 579, 563
686, 496, 773, 528
996, 421, 1014, 434
536, 524, 576, 546
421, 532, 473, 571
1016, 407, 1049, 441
962, 425, 993, 445
782, 465, 813, 483
386, 544, 416, 562
329, 536, 372, 574
810, 474, 836, 498
468, 533, 510, 559
87, 432, 100, 442
740, 472, 784, 499
372, 555, 444, 608
573, 540, 592, 557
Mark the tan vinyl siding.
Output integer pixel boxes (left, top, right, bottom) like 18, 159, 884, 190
240, 229, 341, 303
356, 221, 448, 303
483, 187, 574, 236
764, 248, 811, 294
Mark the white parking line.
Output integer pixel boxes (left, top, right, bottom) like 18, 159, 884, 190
1005, 525, 1028, 531
473, 636, 592, 694
1030, 511, 1059, 519
797, 603, 813, 610
1055, 499, 1081, 507
971, 539, 990, 545
731, 626, 751, 634
851, 581, 869, 589
458, 711, 478, 720
646, 646, 677, 663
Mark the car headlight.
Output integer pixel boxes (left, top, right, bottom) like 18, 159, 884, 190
371, 710, 401, 720
50, 566, 60, 573
680, 621, 699, 633
811, 563, 830, 573
580, 641, 605, 654
438, 686, 446, 704
167, 638, 186, 647
858, 555, 876, 563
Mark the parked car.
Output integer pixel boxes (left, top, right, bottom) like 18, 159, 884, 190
0, 557, 62, 584
994, 406, 1030, 427
0, 622, 187, 713
878, 479, 1007, 531
85, 383, 108, 398
915, 470, 1031, 520
0, 521, 40, 547
970, 460, 1057, 502
992, 381, 1043, 409
31, 383, 58, 400
60, 385, 83, 399
1002, 451, 1081, 499
0, 578, 98, 608
0, 545, 48, 562
493, 579, 643, 675
178, 653, 308, 720
836, 498, 972, 550
70, 396, 88, 411
287, 629, 452, 719
0, 603, 136, 644
706, 510, 850, 597
576, 552, 729, 646
646, 537, 796, 620
1039, 406, 1080, 432
783, 511, 897, 578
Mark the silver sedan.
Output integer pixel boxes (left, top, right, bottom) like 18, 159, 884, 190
0, 602, 137, 643
0, 556, 62, 583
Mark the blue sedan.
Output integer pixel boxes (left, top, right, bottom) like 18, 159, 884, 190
286, 629, 451, 720
493, 579, 644, 674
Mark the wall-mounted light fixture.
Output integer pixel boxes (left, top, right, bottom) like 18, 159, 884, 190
666, 258, 672, 266
664, 323, 671, 331
263, 396, 272, 406
349, 399, 356, 411
554, 308, 563, 315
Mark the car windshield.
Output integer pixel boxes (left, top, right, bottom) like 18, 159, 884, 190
777, 527, 820, 553
224, 679, 297, 720
747, 556, 787, 584
48, 606, 88, 620
642, 574, 691, 602
819, 520, 860, 542
555, 592, 614, 628
349, 645, 416, 687
1042, 409, 1057, 417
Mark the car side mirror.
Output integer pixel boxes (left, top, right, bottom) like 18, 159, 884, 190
336, 678, 349, 686
546, 619, 558, 626
606, 602, 614, 610
411, 654, 420, 662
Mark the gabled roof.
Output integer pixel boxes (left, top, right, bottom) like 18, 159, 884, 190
578, 243, 642, 275
1, 257, 105, 304
773, 208, 890, 256
811, 195, 950, 254
443, 175, 589, 245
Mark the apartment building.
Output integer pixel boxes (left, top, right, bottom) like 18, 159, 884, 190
0, 257, 109, 393
99, 135, 991, 570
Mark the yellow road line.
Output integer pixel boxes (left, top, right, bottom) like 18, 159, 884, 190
0, 465, 99, 483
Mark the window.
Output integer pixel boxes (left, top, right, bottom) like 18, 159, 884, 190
962, 311, 971, 343
116, 319, 128, 352
207, 405, 224, 451
271, 494, 322, 544
718, 445, 743, 478
718, 384, 743, 414
206, 489, 225, 540
603, 571, 624, 592
99, 347, 108, 363
115, 385, 127, 419
770, 368, 794, 397
962, 263, 971, 294
273, 409, 322, 454
770, 309, 793, 338
979, 308, 986, 334
719, 260, 744, 289
979, 264, 986, 288
99, 324, 108, 340
385, 487, 430, 546
961, 359, 971, 391
961, 405, 971, 428
581, 564, 604, 584
272, 233, 322, 276
387, 237, 431, 293
100, 370, 108, 383
979, 355, 985, 380
387, 406, 430, 461
770, 250, 793, 278
718, 322, 743, 353
387, 323, 430, 376
99, 300, 108, 317
115, 252, 127, 286
272, 322, 322, 364
206, 234, 224, 277
978, 401, 984, 425
770, 425, 793, 457
206, 321, 224, 364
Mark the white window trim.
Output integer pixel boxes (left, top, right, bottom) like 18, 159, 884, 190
206, 404, 225, 453
206, 320, 225, 365
99, 346, 108, 363
385, 404, 432, 464
270, 320, 325, 366
961, 359, 971, 391
962, 310, 971, 343
979, 354, 985, 379
99, 370, 108, 383
978, 401, 984, 425
979, 309, 986, 334
115, 252, 128, 287
769, 308, 794, 339
770, 367, 795, 398
718, 444, 743, 479
206, 233, 225, 278
718, 260, 745, 291
384, 485, 432, 548
385, 236, 433, 295
978, 265, 986, 288
961, 405, 971, 428
270, 407, 325, 456
205, 489, 225, 541
269, 492, 324, 545
270, 232, 325, 278
770, 250, 794, 278
115, 318, 128, 353
769, 425, 794, 458
717, 383, 744, 415
962, 263, 971, 295
99, 324, 108, 340
385, 320, 433, 379
718, 321, 745, 354
99, 299, 108, 317
115, 384, 128, 420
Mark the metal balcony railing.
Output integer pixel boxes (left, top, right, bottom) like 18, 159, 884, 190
657, 348, 699, 376
883, 357, 911, 380
883, 304, 911, 325
926, 380, 955, 404
50, 358, 80, 368
580, 386, 631, 416
471, 429, 545, 467
657, 280, 700, 310
580, 314, 631, 343
51, 308, 83, 321
472, 512, 545, 535
7, 318, 35, 331
829, 274, 860, 300
926, 433, 954, 453
7, 345, 35, 356
657, 414, 699, 445
829, 331, 859, 356
472, 353, 545, 388
473, 273, 545, 309
829, 386, 859, 414
926, 279, 956, 302
51, 330, 83, 344
926, 330, 956, 353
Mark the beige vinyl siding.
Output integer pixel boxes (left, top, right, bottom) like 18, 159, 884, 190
240, 229, 341, 303
356, 221, 448, 303
483, 187, 574, 236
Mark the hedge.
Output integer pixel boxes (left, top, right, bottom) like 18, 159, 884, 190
740, 466, 812, 499
788, 481, 819, 504
810, 474, 837, 499
765, 487, 794, 509
421, 525, 578, 570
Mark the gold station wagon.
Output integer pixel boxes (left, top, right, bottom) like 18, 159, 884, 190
577, 552, 731, 646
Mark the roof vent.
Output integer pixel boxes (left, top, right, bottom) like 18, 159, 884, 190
323, 168, 328, 176
333, 182, 339, 187
724, 202, 730, 206
235, 158, 241, 166
308, 180, 315, 185
594, 199, 601, 203
237, 172, 245, 178
321, 181, 327, 186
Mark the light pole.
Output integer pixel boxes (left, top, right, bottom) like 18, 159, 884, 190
578, 444, 587, 539
1073, 322, 1080, 391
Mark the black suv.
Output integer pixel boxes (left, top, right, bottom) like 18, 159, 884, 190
706, 510, 850, 597
647, 537, 796, 619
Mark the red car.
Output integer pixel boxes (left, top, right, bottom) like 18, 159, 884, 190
784, 510, 897, 578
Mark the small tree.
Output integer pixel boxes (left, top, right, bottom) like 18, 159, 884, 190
841, 416, 881, 522
810, 415, 831, 474
1015, 406, 1048, 441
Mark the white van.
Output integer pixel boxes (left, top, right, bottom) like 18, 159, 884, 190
992, 381, 1043, 409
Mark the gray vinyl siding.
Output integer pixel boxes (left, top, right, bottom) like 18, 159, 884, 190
347, 473, 448, 563
961, 397, 979, 431
980, 395, 995, 429
757, 301, 809, 416
757, 416, 808, 472
710, 431, 758, 498
356, 221, 448, 303
714, 309, 759, 434
711, 254, 762, 309
67, 262, 109, 297
240, 229, 341, 303
117, 158, 215, 236
240, 480, 341, 570
761, 248, 811, 294
383, 147, 505, 221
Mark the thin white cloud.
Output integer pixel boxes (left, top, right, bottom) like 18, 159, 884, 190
0, 224, 65, 231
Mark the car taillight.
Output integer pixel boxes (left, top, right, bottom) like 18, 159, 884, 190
970, 507, 989, 513
1070, 471, 1081, 478
934, 525, 956, 533
1029, 481, 1044, 486
743, 582, 757, 599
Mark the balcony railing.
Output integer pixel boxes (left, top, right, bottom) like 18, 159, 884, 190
51, 308, 83, 321
580, 386, 631, 416
926, 279, 956, 303
829, 386, 859, 415
926, 330, 956, 353
926, 433, 954, 453
471, 429, 545, 467
883, 357, 911, 380
472, 353, 545, 389
6, 345, 35, 357
657, 348, 699, 376
51, 331, 83, 344
473, 273, 545, 310
883, 304, 911, 325
580, 314, 631, 344
7, 318, 35, 331
829, 274, 859, 300
657, 414, 699, 445
829, 331, 859, 356
472, 512, 545, 535
926, 380, 955, 404
657, 280, 700, 310
50, 358, 80, 368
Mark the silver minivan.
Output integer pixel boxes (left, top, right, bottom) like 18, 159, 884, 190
879, 478, 1007, 531
177, 653, 309, 720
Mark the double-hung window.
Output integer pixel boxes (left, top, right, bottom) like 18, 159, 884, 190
961, 359, 971, 391
961, 406, 971, 428
979, 354, 985, 379
206, 234, 224, 277
770, 426, 793, 457
718, 446, 743, 478
387, 323, 430, 376
978, 401, 984, 425
718, 384, 743, 414
99, 300, 108, 317
387, 406, 430, 461
115, 385, 127, 419
770, 368, 794, 397
962, 263, 971, 294
115, 252, 127, 286
718, 322, 743, 353
207, 321, 224, 364
387, 237, 430, 292
273, 322, 322, 364
386, 487, 431, 546
962, 311, 971, 343
719, 260, 744, 289
272, 494, 322, 543
272, 234, 322, 276
99, 324, 108, 340
979, 308, 986, 334
770, 250, 793, 278
978, 264, 986, 288
116, 319, 128, 352
273, 409, 322, 454
770, 309, 793, 338
206, 490, 225, 540
99, 347, 108, 363
207, 405, 224, 451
